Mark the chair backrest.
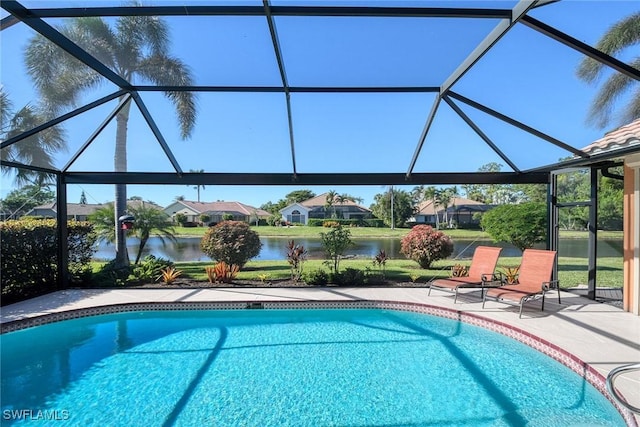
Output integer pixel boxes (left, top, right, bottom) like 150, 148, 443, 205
517, 249, 557, 287
467, 246, 502, 280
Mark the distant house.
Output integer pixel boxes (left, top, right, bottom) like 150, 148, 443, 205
162, 200, 270, 224
26, 200, 164, 221
279, 193, 372, 225
410, 197, 494, 228
27, 202, 106, 221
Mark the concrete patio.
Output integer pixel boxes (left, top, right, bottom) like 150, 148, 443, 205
2, 286, 639, 424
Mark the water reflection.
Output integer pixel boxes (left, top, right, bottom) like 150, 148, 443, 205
93, 236, 623, 262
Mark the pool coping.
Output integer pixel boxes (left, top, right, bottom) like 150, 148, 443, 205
1, 298, 636, 426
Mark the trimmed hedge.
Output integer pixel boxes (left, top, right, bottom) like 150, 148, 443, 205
307, 218, 385, 227
1, 219, 97, 305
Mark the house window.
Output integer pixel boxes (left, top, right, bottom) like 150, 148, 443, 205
290, 210, 304, 224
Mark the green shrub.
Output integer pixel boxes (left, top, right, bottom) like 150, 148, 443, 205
320, 225, 353, 274
267, 214, 282, 226
303, 269, 329, 286
200, 220, 262, 267
363, 218, 385, 228
174, 213, 187, 226
331, 267, 365, 286
93, 259, 133, 287
308, 218, 371, 227
480, 202, 547, 251
400, 225, 454, 269
0, 219, 97, 304
364, 268, 386, 286
131, 255, 173, 281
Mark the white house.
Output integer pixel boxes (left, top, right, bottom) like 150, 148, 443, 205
279, 193, 372, 225
27, 199, 164, 221
163, 200, 270, 224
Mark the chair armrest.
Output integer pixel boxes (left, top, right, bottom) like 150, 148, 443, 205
542, 279, 560, 292
481, 272, 503, 285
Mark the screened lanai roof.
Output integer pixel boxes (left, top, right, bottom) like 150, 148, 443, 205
1, 0, 640, 188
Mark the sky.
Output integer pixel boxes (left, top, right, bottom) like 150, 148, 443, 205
1, 0, 639, 211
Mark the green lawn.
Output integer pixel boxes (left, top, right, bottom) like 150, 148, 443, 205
121, 225, 624, 289
167, 256, 622, 289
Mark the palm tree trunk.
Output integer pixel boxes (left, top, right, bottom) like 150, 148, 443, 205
135, 235, 148, 265
114, 101, 131, 268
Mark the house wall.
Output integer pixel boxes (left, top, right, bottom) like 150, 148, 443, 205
623, 160, 640, 315
29, 208, 56, 218
280, 205, 308, 224
163, 202, 199, 223
307, 207, 371, 220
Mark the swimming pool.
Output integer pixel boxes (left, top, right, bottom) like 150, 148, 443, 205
1, 305, 627, 426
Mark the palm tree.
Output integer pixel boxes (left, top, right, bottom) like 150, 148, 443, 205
128, 204, 177, 264
335, 193, 363, 205
331, 192, 363, 221
0, 89, 64, 186
88, 203, 118, 245
189, 169, 205, 202
25, 12, 197, 268
577, 12, 640, 128
88, 202, 177, 264
324, 190, 338, 218
423, 186, 439, 228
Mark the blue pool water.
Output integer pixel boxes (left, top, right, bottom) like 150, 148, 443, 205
1, 309, 625, 426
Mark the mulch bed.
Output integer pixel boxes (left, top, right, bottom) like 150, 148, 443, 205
133, 278, 429, 289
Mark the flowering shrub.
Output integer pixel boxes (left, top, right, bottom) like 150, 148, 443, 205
200, 220, 262, 267
400, 225, 454, 269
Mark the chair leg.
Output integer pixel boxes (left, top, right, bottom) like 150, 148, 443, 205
541, 293, 545, 312
454, 288, 458, 304
519, 301, 524, 318
428, 285, 432, 296
482, 292, 487, 308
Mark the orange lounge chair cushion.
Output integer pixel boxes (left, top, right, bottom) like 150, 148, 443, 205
485, 283, 543, 302
430, 277, 489, 290
431, 246, 502, 290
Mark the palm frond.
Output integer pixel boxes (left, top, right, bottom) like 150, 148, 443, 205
587, 73, 636, 128
0, 89, 13, 131
577, 12, 640, 84
620, 85, 640, 125
137, 55, 197, 139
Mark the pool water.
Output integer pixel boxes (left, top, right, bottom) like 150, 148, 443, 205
1, 309, 625, 426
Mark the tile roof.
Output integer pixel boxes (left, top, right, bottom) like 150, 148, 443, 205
415, 197, 484, 215
29, 200, 163, 216
581, 119, 640, 155
30, 203, 106, 216
179, 200, 270, 217
300, 192, 370, 211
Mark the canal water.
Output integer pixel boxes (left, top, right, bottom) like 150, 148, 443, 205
93, 236, 623, 262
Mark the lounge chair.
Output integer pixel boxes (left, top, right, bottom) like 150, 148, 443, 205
428, 246, 502, 303
482, 249, 561, 318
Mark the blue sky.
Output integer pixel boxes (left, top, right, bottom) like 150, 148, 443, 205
1, 1, 639, 210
